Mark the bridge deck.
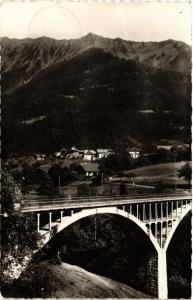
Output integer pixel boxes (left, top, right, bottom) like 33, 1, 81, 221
21, 192, 191, 212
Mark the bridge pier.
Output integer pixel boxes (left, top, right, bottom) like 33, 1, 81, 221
37, 213, 40, 232
49, 212, 52, 231
146, 249, 168, 299
146, 250, 158, 297
158, 249, 168, 299
60, 211, 63, 222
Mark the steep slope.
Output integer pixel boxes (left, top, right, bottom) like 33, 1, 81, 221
8, 261, 150, 298
2, 33, 191, 93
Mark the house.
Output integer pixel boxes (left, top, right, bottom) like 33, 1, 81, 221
157, 145, 173, 151
71, 146, 80, 152
66, 146, 83, 159
66, 152, 83, 159
34, 153, 46, 161
83, 150, 96, 161
97, 149, 114, 159
81, 162, 99, 177
72, 162, 99, 180
129, 148, 140, 159
55, 151, 63, 158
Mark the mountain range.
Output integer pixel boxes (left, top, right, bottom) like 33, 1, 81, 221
2, 33, 191, 156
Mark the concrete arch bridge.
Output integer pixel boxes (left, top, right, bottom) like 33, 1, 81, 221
21, 192, 192, 299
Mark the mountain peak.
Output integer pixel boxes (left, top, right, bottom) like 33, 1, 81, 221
82, 32, 102, 42
83, 32, 101, 38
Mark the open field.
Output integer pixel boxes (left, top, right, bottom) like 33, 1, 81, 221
125, 162, 190, 186
23, 161, 191, 201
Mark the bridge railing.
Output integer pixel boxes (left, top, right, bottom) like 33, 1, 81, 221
23, 191, 191, 201
21, 192, 192, 211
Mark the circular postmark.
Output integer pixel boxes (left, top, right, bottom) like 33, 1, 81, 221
27, 6, 81, 39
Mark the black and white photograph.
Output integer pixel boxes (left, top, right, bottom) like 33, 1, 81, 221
1, 1, 192, 298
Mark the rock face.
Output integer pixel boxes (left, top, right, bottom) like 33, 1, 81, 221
2, 34, 191, 156
7, 261, 150, 298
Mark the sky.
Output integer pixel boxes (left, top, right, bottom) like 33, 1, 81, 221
0, 1, 191, 44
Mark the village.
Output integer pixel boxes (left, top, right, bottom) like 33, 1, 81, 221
4, 141, 191, 201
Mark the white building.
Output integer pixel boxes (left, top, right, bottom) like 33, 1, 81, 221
129, 149, 140, 159
97, 149, 114, 159
55, 151, 62, 158
66, 146, 83, 159
83, 150, 96, 161
35, 153, 46, 161
157, 145, 173, 151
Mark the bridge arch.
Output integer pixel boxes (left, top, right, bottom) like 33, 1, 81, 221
41, 206, 160, 253
38, 201, 191, 299
164, 205, 191, 250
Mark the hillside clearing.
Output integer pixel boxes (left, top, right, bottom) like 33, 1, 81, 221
125, 162, 191, 186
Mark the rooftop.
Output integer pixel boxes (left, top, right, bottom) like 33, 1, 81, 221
80, 162, 99, 172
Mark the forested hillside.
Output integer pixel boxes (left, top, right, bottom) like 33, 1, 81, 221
2, 34, 191, 157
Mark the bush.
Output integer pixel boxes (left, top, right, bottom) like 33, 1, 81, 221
178, 162, 191, 185
168, 275, 190, 298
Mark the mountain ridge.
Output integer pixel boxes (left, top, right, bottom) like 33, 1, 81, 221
2, 33, 191, 94
2, 32, 190, 45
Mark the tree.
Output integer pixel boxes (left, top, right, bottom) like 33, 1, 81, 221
127, 172, 136, 183
92, 173, 102, 186
48, 164, 61, 186
99, 151, 132, 174
37, 171, 60, 197
178, 162, 192, 185
48, 165, 74, 186
21, 163, 38, 185
119, 182, 128, 195
1, 169, 40, 286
